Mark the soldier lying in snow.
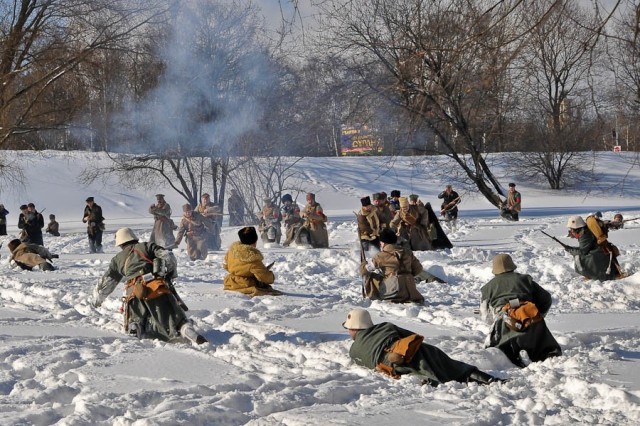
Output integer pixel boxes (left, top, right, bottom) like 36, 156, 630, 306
8, 238, 57, 271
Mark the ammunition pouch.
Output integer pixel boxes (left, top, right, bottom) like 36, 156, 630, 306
376, 334, 424, 378
125, 276, 170, 301
501, 301, 542, 332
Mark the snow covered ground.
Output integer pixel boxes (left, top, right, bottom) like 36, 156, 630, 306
1, 151, 640, 425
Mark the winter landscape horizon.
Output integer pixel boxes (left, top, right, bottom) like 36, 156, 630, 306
1, 150, 640, 425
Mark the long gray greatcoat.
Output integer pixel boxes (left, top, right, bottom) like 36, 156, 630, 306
363, 243, 424, 303
480, 271, 561, 367
174, 212, 208, 260
565, 226, 618, 281
149, 201, 176, 249
94, 242, 187, 341
349, 322, 478, 385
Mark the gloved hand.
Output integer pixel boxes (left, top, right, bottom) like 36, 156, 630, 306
91, 286, 105, 308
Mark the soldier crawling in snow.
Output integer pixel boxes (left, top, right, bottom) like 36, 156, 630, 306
91, 227, 206, 344
8, 238, 58, 271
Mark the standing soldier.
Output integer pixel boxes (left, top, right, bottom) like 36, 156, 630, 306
196, 193, 222, 251
500, 183, 521, 221
390, 197, 432, 251
0, 204, 8, 235
259, 197, 282, 244
301, 192, 329, 248
389, 190, 401, 215
46, 214, 60, 236
281, 194, 303, 246
91, 227, 206, 344
19, 203, 45, 245
357, 196, 380, 251
149, 194, 176, 249
174, 204, 208, 261
438, 184, 460, 228
373, 193, 392, 229
228, 189, 245, 226
83, 197, 104, 253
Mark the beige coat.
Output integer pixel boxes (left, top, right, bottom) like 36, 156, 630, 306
302, 201, 329, 248
372, 244, 424, 303
10, 242, 54, 270
390, 205, 432, 251
357, 207, 380, 241
175, 212, 208, 260
149, 201, 176, 249
223, 242, 280, 296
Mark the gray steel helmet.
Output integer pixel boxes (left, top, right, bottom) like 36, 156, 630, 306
342, 308, 374, 330
492, 254, 517, 275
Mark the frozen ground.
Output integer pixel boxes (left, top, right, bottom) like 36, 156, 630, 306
1, 151, 640, 425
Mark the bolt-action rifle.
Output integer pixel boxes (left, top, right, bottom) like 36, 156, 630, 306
540, 230, 570, 249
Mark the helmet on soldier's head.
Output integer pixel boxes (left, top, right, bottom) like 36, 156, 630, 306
115, 228, 138, 246
566, 215, 586, 229
492, 254, 517, 275
342, 308, 374, 330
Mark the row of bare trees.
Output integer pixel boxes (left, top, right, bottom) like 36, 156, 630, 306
3, 0, 640, 212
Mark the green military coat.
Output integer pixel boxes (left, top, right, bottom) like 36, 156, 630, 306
349, 322, 477, 385
480, 271, 561, 367
566, 227, 617, 281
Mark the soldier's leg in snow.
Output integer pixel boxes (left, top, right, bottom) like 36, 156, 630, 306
95, 228, 103, 252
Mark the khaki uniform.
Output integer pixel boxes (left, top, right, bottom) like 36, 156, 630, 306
149, 201, 176, 249
301, 201, 329, 248
390, 205, 432, 251
46, 220, 60, 236
223, 241, 281, 296
10, 242, 55, 271
374, 204, 393, 228
367, 244, 424, 303
196, 202, 222, 250
259, 203, 282, 244
175, 212, 208, 260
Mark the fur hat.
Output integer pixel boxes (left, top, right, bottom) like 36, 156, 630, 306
508, 183, 516, 188
409, 194, 419, 202
155, 194, 165, 199
399, 197, 409, 208
28, 202, 35, 208
342, 308, 374, 330
492, 254, 517, 275
390, 190, 401, 198
19, 204, 28, 210
378, 228, 397, 244
238, 226, 258, 245
7, 239, 22, 253
360, 196, 371, 206
85, 197, 94, 203
49, 214, 55, 219
282, 194, 293, 203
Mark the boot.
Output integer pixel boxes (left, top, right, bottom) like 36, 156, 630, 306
467, 370, 504, 385
180, 322, 207, 345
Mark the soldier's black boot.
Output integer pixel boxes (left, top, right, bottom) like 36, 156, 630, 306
468, 370, 504, 385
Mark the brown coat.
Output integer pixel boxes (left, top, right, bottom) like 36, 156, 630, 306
357, 207, 380, 241
149, 201, 176, 249
223, 242, 279, 296
302, 201, 329, 248
372, 244, 424, 303
10, 242, 54, 270
174, 212, 208, 260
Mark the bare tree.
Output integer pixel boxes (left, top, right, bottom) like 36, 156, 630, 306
314, 0, 574, 207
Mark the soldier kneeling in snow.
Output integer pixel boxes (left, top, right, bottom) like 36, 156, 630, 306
480, 254, 561, 368
344, 308, 502, 386
91, 227, 206, 344
8, 238, 57, 271
223, 226, 282, 296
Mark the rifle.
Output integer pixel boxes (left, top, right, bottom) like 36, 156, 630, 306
440, 196, 461, 214
355, 211, 367, 299
540, 230, 570, 249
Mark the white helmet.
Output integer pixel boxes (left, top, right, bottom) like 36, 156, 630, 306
115, 227, 138, 246
566, 215, 586, 229
342, 308, 374, 330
